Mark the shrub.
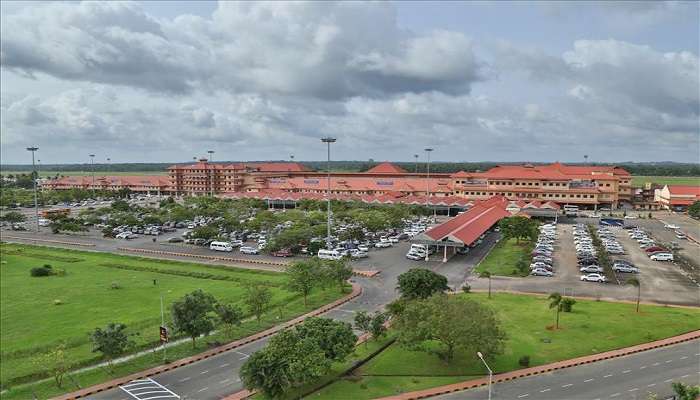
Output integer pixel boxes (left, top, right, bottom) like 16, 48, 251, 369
30, 267, 52, 277
561, 298, 576, 312
518, 355, 530, 367
111, 281, 122, 290
461, 284, 471, 293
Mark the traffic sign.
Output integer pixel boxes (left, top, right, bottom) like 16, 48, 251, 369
159, 326, 168, 343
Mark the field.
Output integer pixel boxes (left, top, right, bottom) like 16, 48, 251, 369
0, 243, 345, 393
0, 170, 166, 177
631, 176, 700, 187
309, 293, 700, 399
474, 238, 532, 277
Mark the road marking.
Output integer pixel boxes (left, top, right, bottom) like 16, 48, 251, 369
603, 374, 613, 378
562, 384, 573, 388
622, 370, 631, 374
219, 379, 230, 384
681, 374, 690, 378
665, 359, 673, 363
197, 387, 208, 393
200, 370, 209, 374
648, 384, 656, 387
639, 365, 647, 369
517, 394, 529, 398
610, 393, 620, 398
695, 353, 700, 356
665, 379, 673, 383
629, 388, 638, 392
680, 356, 688, 360
219, 363, 230, 368
584, 378, 594, 382
653, 362, 660, 366
179, 377, 191, 382
540, 388, 551, 393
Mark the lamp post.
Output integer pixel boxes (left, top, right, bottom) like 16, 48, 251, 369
424, 148, 433, 261
414, 154, 419, 173
207, 150, 215, 196
477, 351, 493, 400
26, 147, 39, 232
321, 137, 336, 250
89, 154, 95, 197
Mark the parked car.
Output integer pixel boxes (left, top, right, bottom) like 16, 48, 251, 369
580, 265, 604, 273
612, 264, 639, 273
580, 273, 607, 283
166, 237, 183, 243
271, 249, 293, 257
531, 268, 553, 277
650, 252, 674, 261
406, 252, 423, 261
374, 241, 392, 248
240, 246, 259, 255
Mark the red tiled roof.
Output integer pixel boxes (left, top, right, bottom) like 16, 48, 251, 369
667, 185, 700, 197
264, 176, 453, 193
668, 199, 697, 206
366, 162, 408, 174
423, 196, 511, 245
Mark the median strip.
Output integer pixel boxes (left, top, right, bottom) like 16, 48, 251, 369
2, 235, 96, 247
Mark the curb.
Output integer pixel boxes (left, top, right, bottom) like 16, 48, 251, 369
51, 283, 362, 400
353, 270, 381, 278
116, 247, 289, 267
1, 236, 96, 247
374, 330, 700, 400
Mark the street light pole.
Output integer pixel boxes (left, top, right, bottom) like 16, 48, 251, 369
321, 137, 336, 250
207, 150, 215, 196
477, 351, 493, 400
414, 154, 419, 174
424, 148, 433, 261
26, 147, 39, 232
89, 154, 95, 197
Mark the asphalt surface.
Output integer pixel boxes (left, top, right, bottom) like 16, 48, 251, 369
85, 235, 499, 400
437, 339, 700, 400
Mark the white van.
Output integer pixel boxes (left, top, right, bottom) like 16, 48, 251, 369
650, 253, 674, 261
318, 249, 342, 260
209, 241, 233, 252
38, 218, 51, 227
410, 244, 427, 253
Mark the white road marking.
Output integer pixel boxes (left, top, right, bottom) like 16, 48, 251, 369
584, 378, 594, 382
603, 374, 613, 378
562, 384, 573, 388
336, 309, 356, 314
648, 383, 656, 387
665, 379, 673, 383
695, 353, 700, 356
179, 377, 191, 382
219, 363, 230, 368
629, 388, 638, 392
665, 359, 673, 363
219, 379, 230, 384
200, 370, 209, 374
540, 388, 551, 393
610, 393, 620, 398
197, 387, 208, 393
639, 365, 647, 369
680, 356, 688, 360
517, 394, 529, 398
681, 374, 690, 378
622, 370, 631, 374
653, 362, 660, 366
233, 350, 250, 360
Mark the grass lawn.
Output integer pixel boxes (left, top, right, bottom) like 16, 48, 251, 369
0, 243, 346, 395
631, 176, 700, 187
474, 238, 532, 277
311, 293, 700, 399
0, 171, 166, 177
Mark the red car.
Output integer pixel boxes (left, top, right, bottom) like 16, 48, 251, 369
271, 249, 293, 257
645, 246, 667, 253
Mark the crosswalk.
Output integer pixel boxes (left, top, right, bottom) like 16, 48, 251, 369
119, 378, 180, 400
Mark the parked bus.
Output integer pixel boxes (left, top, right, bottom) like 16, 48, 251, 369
563, 205, 579, 217
40, 208, 71, 218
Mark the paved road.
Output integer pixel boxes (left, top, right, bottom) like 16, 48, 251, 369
87, 237, 498, 400
437, 339, 700, 400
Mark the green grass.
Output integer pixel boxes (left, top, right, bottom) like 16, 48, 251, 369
631, 176, 700, 187
0, 243, 346, 394
312, 293, 700, 399
474, 238, 532, 277
0, 171, 166, 177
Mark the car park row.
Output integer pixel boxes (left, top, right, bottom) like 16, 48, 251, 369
530, 222, 558, 277
626, 226, 675, 262
574, 224, 608, 283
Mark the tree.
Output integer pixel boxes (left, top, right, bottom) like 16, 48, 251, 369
286, 261, 320, 307
393, 294, 506, 363
321, 259, 353, 293
339, 226, 365, 241
0, 211, 26, 223
626, 278, 641, 313
354, 311, 372, 346
396, 268, 449, 300
294, 317, 357, 361
90, 323, 134, 370
34, 343, 69, 388
240, 345, 293, 398
190, 225, 220, 240
560, 297, 576, 312
671, 382, 700, 400
479, 271, 492, 298
370, 312, 388, 341
215, 303, 244, 336
515, 257, 529, 275
110, 199, 130, 212
171, 290, 217, 348
499, 217, 538, 243
548, 292, 562, 329
306, 240, 324, 256
688, 201, 700, 219
245, 285, 272, 324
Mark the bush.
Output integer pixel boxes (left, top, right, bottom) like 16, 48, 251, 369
561, 298, 576, 312
461, 284, 471, 293
110, 281, 122, 290
518, 355, 530, 367
30, 267, 52, 277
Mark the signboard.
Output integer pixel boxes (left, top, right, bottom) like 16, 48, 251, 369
376, 180, 394, 186
160, 326, 169, 343
304, 179, 320, 185
269, 178, 287, 184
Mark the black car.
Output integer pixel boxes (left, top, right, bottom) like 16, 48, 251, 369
578, 258, 599, 266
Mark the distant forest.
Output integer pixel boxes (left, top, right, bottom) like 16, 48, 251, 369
2, 161, 699, 177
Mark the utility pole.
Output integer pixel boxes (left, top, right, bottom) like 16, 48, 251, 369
160, 295, 167, 363
321, 137, 336, 250
26, 147, 39, 232
207, 150, 215, 196
424, 148, 433, 261
89, 154, 95, 197
477, 352, 493, 400
414, 154, 419, 174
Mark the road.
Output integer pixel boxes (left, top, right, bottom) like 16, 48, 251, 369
86, 235, 498, 400
437, 339, 700, 400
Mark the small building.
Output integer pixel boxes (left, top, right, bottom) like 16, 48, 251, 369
654, 185, 700, 210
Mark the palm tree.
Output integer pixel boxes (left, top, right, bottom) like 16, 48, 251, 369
479, 271, 492, 298
626, 278, 641, 313
548, 292, 562, 329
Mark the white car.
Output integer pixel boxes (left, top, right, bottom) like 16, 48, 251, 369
580, 265, 604, 273
580, 273, 607, 283
531, 268, 553, 277
375, 241, 392, 248
388, 236, 400, 243
357, 245, 370, 252
664, 224, 680, 230
240, 246, 259, 255
405, 252, 423, 260
650, 253, 674, 261
349, 249, 368, 259
613, 265, 639, 273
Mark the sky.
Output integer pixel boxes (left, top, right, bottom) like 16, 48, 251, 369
1, 1, 698, 164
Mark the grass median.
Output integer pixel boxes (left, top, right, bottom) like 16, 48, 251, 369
0, 243, 348, 398
474, 238, 533, 277
309, 292, 700, 399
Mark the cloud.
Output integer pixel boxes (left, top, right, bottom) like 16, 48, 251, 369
1, 1, 487, 99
